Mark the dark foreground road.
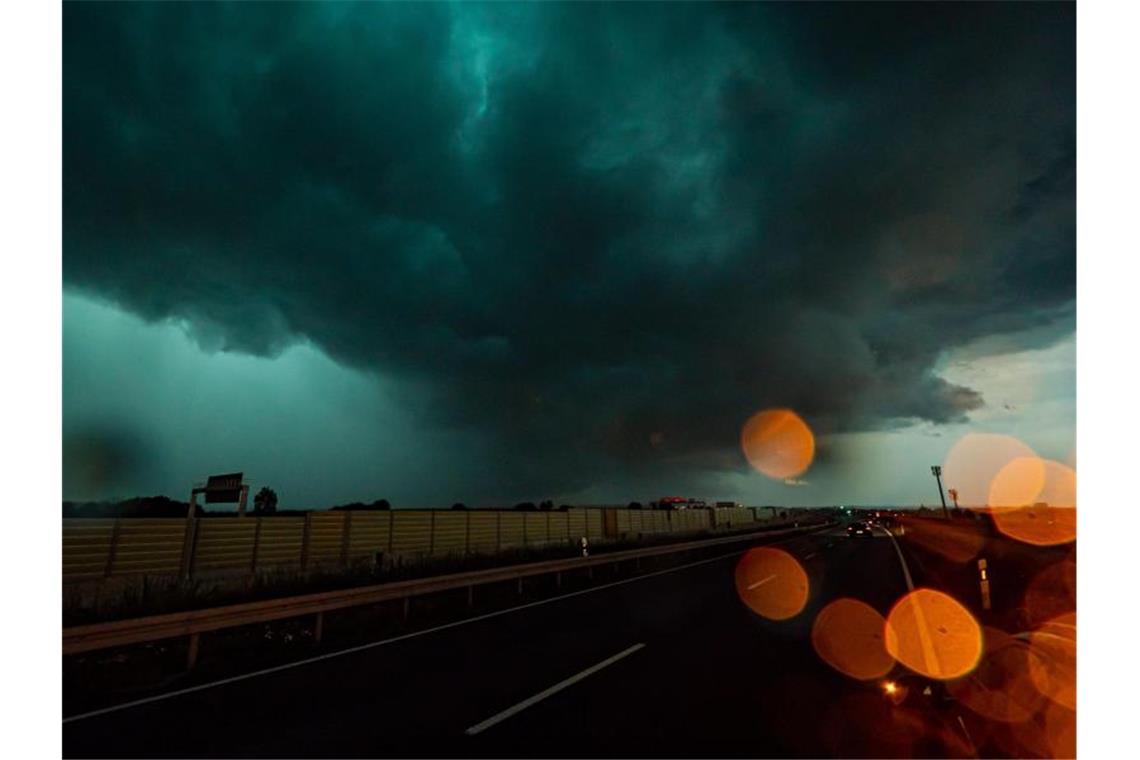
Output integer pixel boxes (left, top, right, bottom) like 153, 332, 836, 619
64, 522, 1068, 758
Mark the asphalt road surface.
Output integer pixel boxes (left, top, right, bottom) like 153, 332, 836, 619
63, 522, 1060, 758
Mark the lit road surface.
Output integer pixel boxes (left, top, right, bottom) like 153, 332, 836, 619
63, 522, 1068, 758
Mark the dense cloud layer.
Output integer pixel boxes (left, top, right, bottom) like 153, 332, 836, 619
64, 2, 1074, 496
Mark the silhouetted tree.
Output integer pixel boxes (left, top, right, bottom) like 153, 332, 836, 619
253, 487, 278, 515
451, 502, 468, 510
539, 500, 554, 511
628, 501, 643, 510
779, 510, 788, 520
371, 499, 391, 510
514, 502, 537, 511
557, 504, 571, 512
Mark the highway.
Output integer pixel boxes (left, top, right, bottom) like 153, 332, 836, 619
63, 522, 1061, 758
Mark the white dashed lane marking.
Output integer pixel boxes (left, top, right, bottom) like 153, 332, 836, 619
746, 574, 777, 590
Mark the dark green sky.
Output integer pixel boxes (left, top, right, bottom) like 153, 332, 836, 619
63, 2, 1075, 508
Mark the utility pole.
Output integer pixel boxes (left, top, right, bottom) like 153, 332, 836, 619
930, 466, 949, 519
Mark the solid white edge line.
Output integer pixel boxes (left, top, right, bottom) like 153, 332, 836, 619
879, 526, 915, 591
956, 713, 980, 758
64, 528, 827, 725
880, 525, 945, 677
464, 643, 646, 736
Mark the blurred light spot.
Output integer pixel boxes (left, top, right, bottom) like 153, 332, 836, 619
988, 456, 1048, 507
1027, 614, 1076, 710
1042, 701, 1076, 759
942, 433, 1038, 507
734, 547, 809, 620
882, 679, 908, 705
1035, 460, 1077, 506
992, 502, 1076, 547
1022, 560, 1076, 629
985, 454, 1076, 545
947, 627, 1048, 723
885, 588, 983, 680
811, 598, 895, 680
740, 408, 815, 480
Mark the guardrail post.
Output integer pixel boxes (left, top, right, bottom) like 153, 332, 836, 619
186, 633, 200, 670
555, 571, 562, 589
104, 518, 122, 578
301, 512, 313, 570
341, 511, 353, 568
402, 596, 411, 622
250, 516, 263, 576
429, 510, 436, 555
465, 511, 471, 556
314, 612, 324, 645
467, 585, 474, 608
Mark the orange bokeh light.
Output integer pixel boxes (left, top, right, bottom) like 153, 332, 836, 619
996, 457, 1076, 507
943, 433, 1039, 508
1022, 560, 1076, 629
740, 408, 815, 480
992, 502, 1076, 547
1027, 614, 1076, 710
811, 598, 895, 680
734, 546, 810, 620
884, 588, 983, 680
1042, 700, 1076, 759
988, 456, 1048, 507
947, 627, 1048, 723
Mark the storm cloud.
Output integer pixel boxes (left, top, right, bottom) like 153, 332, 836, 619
63, 2, 1075, 498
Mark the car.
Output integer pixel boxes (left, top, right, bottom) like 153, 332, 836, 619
847, 521, 873, 538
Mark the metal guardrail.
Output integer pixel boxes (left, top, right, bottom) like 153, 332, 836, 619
63, 521, 831, 667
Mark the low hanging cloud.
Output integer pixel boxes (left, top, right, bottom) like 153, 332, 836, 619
63, 2, 1074, 497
